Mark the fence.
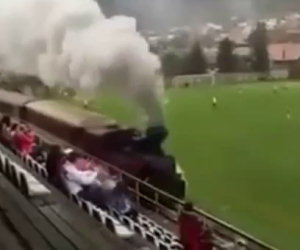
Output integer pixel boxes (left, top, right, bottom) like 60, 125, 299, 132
172, 70, 289, 87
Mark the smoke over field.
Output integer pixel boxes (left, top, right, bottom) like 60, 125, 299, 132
0, 0, 164, 126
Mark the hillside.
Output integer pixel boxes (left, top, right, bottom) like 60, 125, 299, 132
98, 0, 300, 30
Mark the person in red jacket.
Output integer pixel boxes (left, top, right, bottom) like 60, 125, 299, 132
16, 125, 36, 155
179, 202, 201, 250
179, 202, 214, 250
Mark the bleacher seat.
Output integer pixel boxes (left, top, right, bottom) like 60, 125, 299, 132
92, 208, 104, 223
19, 173, 30, 197
4, 158, 9, 175
146, 232, 156, 245
170, 243, 184, 250
41, 168, 48, 179
33, 163, 39, 173
134, 223, 143, 236
159, 242, 169, 250
121, 216, 132, 228
71, 194, 81, 207
156, 227, 164, 234
113, 219, 135, 239
165, 232, 173, 240
172, 237, 181, 243
6, 162, 13, 180
105, 216, 116, 234
81, 200, 91, 215
111, 209, 121, 221
28, 159, 34, 169
138, 214, 150, 225
10, 164, 19, 187
14, 164, 50, 197
142, 222, 150, 231
164, 236, 172, 244
71, 193, 79, 203
153, 229, 163, 239
0, 157, 3, 173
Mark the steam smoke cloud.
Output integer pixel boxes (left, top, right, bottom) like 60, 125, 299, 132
0, 0, 164, 126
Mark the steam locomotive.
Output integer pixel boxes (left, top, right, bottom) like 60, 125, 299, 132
0, 89, 186, 200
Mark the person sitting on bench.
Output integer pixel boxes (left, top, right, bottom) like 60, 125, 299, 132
15, 125, 36, 155
61, 152, 136, 215
61, 152, 111, 209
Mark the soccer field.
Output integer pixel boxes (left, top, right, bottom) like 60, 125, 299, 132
92, 81, 300, 250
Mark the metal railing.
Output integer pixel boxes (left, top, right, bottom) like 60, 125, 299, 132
2, 121, 278, 250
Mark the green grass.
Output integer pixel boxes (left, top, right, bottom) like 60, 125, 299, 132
89, 82, 300, 249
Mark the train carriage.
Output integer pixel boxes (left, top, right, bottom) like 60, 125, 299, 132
0, 90, 185, 199
0, 89, 34, 117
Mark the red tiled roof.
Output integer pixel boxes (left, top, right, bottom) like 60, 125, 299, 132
268, 43, 300, 61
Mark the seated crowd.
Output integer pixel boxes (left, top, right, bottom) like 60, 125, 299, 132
0, 115, 36, 155
0, 115, 137, 219
0, 115, 247, 250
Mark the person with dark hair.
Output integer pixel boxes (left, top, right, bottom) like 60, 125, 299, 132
9, 123, 18, 134
0, 115, 11, 146
108, 181, 138, 219
0, 115, 11, 129
46, 145, 63, 183
15, 125, 36, 155
31, 140, 47, 164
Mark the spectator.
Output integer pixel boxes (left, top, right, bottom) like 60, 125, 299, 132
9, 123, 19, 137
0, 115, 11, 130
31, 137, 46, 164
198, 221, 214, 250
108, 181, 138, 219
179, 202, 202, 250
0, 115, 11, 146
46, 144, 64, 184
61, 153, 136, 214
61, 152, 110, 209
17, 125, 36, 155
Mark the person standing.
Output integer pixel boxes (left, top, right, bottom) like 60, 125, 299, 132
46, 145, 64, 186
179, 202, 201, 250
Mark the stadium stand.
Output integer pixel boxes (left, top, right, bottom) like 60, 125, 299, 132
0, 147, 154, 250
0, 121, 183, 249
0, 102, 279, 250
0, 118, 186, 249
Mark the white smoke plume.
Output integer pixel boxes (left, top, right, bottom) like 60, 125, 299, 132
0, 0, 164, 127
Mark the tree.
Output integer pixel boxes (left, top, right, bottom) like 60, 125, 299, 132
249, 22, 270, 73
183, 40, 207, 75
161, 52, 183, 78
217, 38, 236, 73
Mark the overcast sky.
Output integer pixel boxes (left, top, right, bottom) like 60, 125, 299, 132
98, 0, 300, 31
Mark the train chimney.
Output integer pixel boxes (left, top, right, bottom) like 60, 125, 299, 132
145, 125, 168, 155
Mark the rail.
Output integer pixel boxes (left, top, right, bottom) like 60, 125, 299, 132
3, 119, 278, 250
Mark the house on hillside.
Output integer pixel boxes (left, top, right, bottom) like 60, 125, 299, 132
268, 43, 300, 68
